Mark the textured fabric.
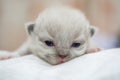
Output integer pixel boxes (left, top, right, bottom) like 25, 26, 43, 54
0, 48, 120, 80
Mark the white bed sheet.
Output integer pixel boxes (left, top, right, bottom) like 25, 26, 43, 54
0, 48, 120, 80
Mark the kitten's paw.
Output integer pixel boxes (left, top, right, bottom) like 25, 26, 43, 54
87, 48, 103, 53
0, 55, 15, 60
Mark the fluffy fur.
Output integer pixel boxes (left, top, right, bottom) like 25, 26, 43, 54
0, 6, 98, 65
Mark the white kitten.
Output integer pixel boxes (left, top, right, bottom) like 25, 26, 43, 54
0, 6, 101, 65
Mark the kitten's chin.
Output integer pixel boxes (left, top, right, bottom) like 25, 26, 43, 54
45, 58, 63, 65
46, 59, 68, 65
43, 56, 73, 65
37, 53, 81, 65
39, 55, 69, 65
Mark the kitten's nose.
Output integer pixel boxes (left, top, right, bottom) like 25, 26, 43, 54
58, 54, 68, 59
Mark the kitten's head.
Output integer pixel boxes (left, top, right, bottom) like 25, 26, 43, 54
26, 7, 96, 65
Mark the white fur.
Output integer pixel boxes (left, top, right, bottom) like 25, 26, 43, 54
29, 6, 92, 65
0, 6, 95, 65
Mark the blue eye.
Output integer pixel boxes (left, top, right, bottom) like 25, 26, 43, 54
44, 40, 54, 47
71, 43, 81, 48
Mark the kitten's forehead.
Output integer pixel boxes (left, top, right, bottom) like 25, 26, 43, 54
35, 21, 89, 40
35, 7, 90, 28
34, 7, 90, 40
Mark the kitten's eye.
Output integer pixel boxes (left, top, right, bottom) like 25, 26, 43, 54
71, 43, 81, 48
44, 40, 54, 47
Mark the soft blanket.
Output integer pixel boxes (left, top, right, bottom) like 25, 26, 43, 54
0, 48, 120, 80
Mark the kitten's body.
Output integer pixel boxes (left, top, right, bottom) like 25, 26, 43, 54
0, 6, 100, 65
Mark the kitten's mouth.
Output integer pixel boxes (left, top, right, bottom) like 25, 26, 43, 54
58, 58, 65, 64
45, 54, 70, 65
57, 54, 69, 64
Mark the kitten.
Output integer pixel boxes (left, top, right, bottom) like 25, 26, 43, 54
0, 6, 101, 65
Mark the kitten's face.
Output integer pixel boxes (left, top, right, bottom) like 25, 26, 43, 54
27, 7, 94, 65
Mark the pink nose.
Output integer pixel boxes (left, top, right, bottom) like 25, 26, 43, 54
58, 54, 68, 59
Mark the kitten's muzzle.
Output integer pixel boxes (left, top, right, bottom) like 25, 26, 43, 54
57, 48, 69, 59
58, 54, 68, 59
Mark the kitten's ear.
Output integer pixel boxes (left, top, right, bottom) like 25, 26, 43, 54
25, 22, 35, 35
90, 25, 98, 37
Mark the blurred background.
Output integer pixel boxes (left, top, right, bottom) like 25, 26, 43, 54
0, 0, 120, 51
